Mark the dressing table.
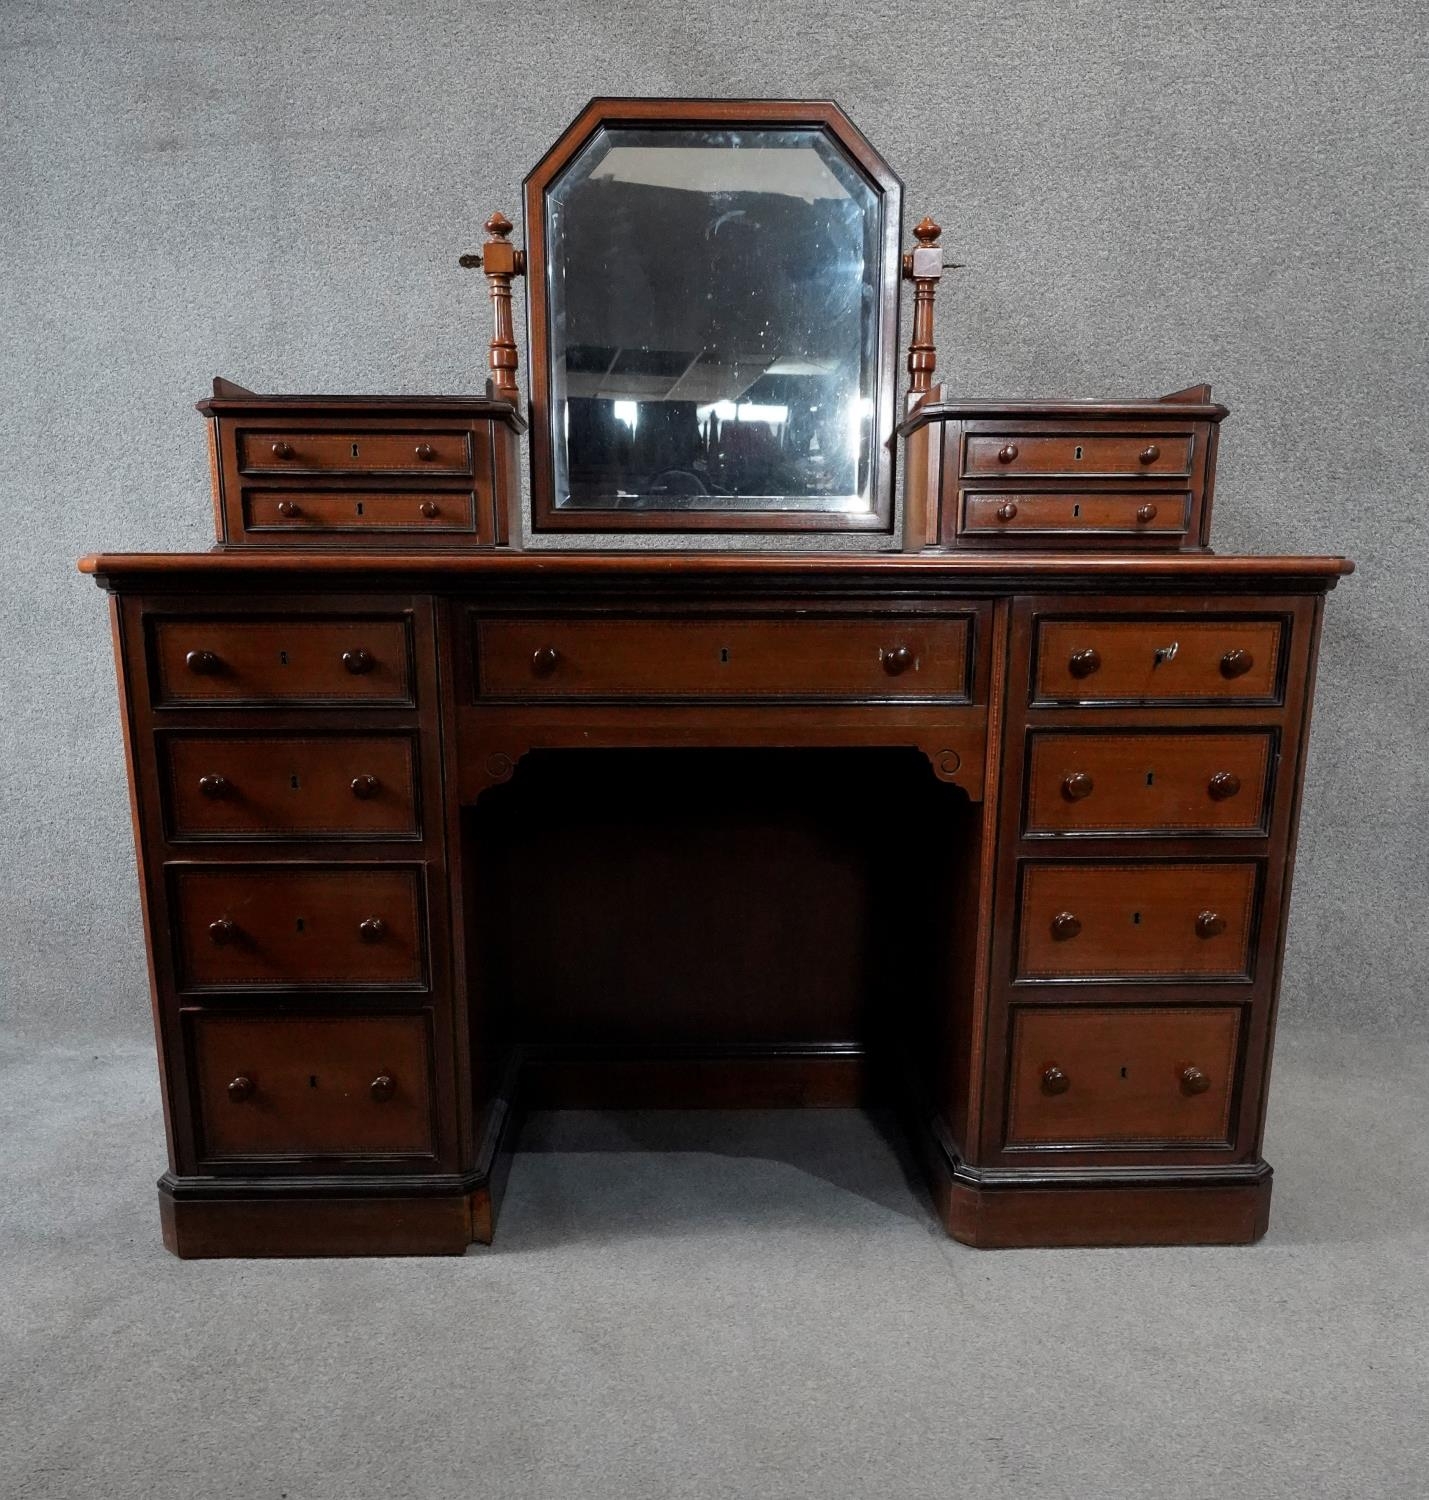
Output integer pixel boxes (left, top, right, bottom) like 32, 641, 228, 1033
82, 99, 1352, 1256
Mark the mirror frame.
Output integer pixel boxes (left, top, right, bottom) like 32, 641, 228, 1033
522, 98, 903, 535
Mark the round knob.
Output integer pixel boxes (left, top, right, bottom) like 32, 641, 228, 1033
197, 774, 229, 799
414, 443, 436, 461
370, 1074, 396, 1103
185, 649, 220, 675
350, 774, 380, 800
1068, 648, 1101, 680
883, 645, 914, 676
1220, 648, 1254, 679
1181, 1066, 1212, 1096
1061, 771, 1094, 802
1208, 771, 1241, 801
276, 499, 301, 518
358, 917, 386, 942
271, 442, 293, 459
208, 918, 237, 945
1050, 911, 1082, 941
227, 1075, 254, 1102
342, 648, 374, 675
418, 500, 439, 518
531, 646, 560, 677
1041, 1066, 1071, 1096
1195, 911, 1226, 939
1139, 444, 1161, 464
1136, 503, 1158, 523
997, 443, 1019, 464
995, 501, 1019, 522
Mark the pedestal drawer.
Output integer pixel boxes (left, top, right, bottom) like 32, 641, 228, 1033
172, 866, 426, 990
1006, 1005, 1240, 1146
1016, 863, 1258, 980
192, 1012, 434, 1159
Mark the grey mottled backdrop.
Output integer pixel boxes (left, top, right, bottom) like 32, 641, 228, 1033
2, 0, 1424, 1039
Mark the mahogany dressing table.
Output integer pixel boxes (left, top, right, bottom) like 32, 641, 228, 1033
82, 100, 1352, 1256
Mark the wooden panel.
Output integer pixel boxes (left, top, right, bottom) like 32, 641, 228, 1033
172, 866, 425, 989
1025, 731, 1272, 836
1016, 862, 1258, 980
164, 735, 419, 839
243, 490, 478, 534
964, 433, 1193, 477
152, 618, 412, 705
192, 1013, 433, 1158
1034, 617, 1283, 704
474, 616, 971, 700
961, 491, 1190, 537
1006, 1006, 1240, 1145
237, 430, 472, 473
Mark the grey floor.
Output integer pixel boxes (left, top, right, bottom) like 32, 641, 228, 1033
2, 1028, 1425, 1500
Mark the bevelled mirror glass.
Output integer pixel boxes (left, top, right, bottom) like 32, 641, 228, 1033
525, 101, 901, 534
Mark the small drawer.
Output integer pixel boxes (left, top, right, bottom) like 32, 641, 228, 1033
1034, 617, 1283, 705
1016, 862, 1257, 980
964, 433, 1193, 478
152, 618, 413, 706
192, 1012, 434, 1160
1025, 732, 1272, 836
962, 492, 1190, 538
163, 736, 419, 840
1006, 1006, 1240, 1146
473, 616, 972, 700
243, 490, 477, 534
237, 431, 472, 474
172, 866, 426, 990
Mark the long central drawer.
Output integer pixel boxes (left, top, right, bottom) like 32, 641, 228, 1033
472, 616, 973, 700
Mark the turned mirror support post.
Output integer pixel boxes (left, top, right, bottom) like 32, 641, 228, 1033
900, 216, 946, 552
460, 213, 526, 407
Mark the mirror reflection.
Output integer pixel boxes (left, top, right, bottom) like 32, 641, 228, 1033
545, 126, 883, 514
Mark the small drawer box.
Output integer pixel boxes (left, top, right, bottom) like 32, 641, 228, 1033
964, 433, 1193, 478
238, 431, 472, 474
962, 492, 1191, 539
243, 490, 478, 535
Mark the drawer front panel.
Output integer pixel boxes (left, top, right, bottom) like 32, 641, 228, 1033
1007, 1006, 1240, 1146
962, 491, 1190, 537
237, 431, 472, 474
964, 433, 1193, 478
1017, 863, 1258, 980
193, 1013, 433, 1158
173, 867, 425, 989
164, 736, 419, 840
474, 617, 971, 700
243, 490, 477, 534
1034, 618, 1283, 704
152, 618, 413, 705
1025, 732, 1273, 836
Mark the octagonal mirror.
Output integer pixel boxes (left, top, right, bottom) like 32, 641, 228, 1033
524, 100, 902, 535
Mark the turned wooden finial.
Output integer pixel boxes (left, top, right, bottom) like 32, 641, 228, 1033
460, 212, 526, 406
902, 216, 945, 403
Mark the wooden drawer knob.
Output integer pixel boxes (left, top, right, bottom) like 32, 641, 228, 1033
883, 645, 915, 675
531, 646, 560, 676
342, 648, 375, 675
358, 917, 386, 942
1195, 910, 1226, 939
995, 501, 1019, 522
1068, 647, 1101, 679
414, 443, 436, 461
1050, 911, 1082, 941
997, 443, 1019, 464
1136, 503, 1158, 523
185, 649, 221, 675
418, 500, 439, 518
1139, 444, 1160, 464
271, 442, 293, 459
370, 1074, 396, 1103
1181, 1066, 1211, 1096
1061, 771, 1094, 801
197, 775, 229, 799
1041, 1065, 1070, 1095
276, 499, 302, 518
1208, 771, 1241, 800
227, 1075, 254, 1102
1220, 647, 1254, 679
350, 774, 380, 800
208, 917, 237, 945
